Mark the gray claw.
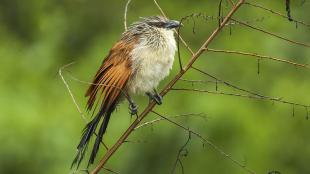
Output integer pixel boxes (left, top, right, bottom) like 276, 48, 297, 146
146, 92, 163, 105
129, 103, 138, 116
153, 93, 163, 105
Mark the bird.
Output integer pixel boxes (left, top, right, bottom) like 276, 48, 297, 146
71, 16, 181, 168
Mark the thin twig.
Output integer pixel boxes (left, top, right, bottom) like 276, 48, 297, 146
243, 2, 310, 27
180, 78, 217, 84
151, 111, 256, 174
306, 107, 309, 120
171, 88, 310, 108
219, 0, 224, 28
59, 62, 109, 151
71, 167, 120, 174
231, 18, 310, 48
135, 113, 207, 130
171, 131, 191, 174
124, 0, 132, 31
123, 139, 148, 144
90, 1, 246, 173
70, 169, 89, 174
59, 62, 87, 121
62, 68, 135, 111
153, 0, 194, 55
191, 66, 277, 100
227, 0, 235, 6
177, 22, 184, 71
206, 48, 310, 69
103, 167, 121, 174
285, 0, 293, 21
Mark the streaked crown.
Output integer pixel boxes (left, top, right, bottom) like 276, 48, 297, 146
122, 16, 180, 48
126, 16, 180, 34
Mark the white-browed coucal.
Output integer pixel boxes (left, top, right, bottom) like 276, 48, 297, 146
72, 16, 181, 168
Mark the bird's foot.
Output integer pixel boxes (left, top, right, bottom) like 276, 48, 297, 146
146, 91, 163, 105
153, 88, 163, 105
153, 93, 163, 105
129, 102, 138, 116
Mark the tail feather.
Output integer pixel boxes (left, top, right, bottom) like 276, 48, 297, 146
71, 110, 103, 169
88, 102, 115, 166
71, 101, 116, 169
71, 39, 132, 169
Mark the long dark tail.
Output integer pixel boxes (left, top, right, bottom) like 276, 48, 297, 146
71, 48, 132, 168
71, 100, 117, 169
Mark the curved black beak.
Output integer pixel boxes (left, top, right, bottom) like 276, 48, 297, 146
165, 20, 181, 29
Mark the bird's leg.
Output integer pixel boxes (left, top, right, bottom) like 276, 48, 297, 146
146, 89, 163, 105
126, 94, 138, 116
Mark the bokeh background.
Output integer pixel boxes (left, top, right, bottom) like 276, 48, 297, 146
0, 0, 309, 174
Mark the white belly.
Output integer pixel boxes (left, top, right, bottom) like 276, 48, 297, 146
127, 30, 176, 94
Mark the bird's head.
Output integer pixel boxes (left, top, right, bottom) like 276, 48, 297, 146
141, 16, 181, 30
127, 16, 181, 34
123, 16, 181, 47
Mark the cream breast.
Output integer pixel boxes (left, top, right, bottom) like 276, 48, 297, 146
127, 29, 176, 94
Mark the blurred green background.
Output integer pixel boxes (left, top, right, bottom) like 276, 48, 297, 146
0, 0, 309, 174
